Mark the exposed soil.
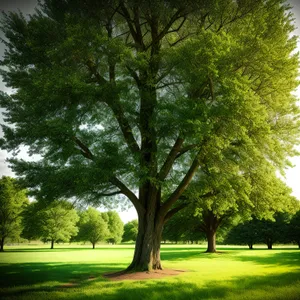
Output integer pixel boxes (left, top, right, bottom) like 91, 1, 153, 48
103, 269, 186, 281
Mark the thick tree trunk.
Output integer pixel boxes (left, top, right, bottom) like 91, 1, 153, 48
51, 239, 54, 249
92, 243, 95, 249
248, 243, 253, 249
206, 230, 217, 253
0, 237, 4, 252
127, 192, 164, 272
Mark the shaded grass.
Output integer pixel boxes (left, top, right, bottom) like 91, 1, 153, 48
0, 245, 299, 300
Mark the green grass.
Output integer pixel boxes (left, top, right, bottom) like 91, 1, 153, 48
0, 244, 299, 300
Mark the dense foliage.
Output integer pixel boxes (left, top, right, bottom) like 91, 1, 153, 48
225, 211, 300, 249
77, 207, 109, 248
0, 0, 299, 270
122, 219, 138, 242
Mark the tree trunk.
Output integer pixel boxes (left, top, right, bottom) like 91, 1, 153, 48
248, 243, 253, 249
92, 242, 95, 249
0, 237, 4, 252
126, 199, 164, 272
206, 230, 216, 253
51, 239, 54, 249
267, 240, 272, 249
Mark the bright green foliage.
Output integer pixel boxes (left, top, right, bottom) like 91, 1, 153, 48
0, 0, 299, 269
0, 176, 28, 251
36, 200, 79, 249
289, 210, 300, 248
122, 219, 138, 242
77, 207, 109, 248
102, 211, 124, 244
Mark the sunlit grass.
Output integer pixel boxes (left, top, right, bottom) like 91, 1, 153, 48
0, 244, 299, 300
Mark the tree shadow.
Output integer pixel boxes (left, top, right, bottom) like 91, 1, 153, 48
234, 251, 300, 267
0, 262, 125, 294
68, 271, 300, 300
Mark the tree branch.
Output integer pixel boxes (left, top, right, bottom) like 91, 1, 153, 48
119, 2, 145, 50
160, 150, 202, 217
109, 100, 140, 155
149, 8, 186, 48
85, 59, 108, 86
73, 136, 94, 160
175, 144, 199, 159
164, 202, 188, 223
110, 176, 145, 214
158, 137, 184, 181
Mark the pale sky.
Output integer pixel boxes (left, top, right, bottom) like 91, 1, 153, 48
0, 1, 299, 223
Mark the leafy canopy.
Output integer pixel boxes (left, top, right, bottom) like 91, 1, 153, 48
0, 0, 298, 209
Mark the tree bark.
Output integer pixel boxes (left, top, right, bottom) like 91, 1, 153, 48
126, 194, 164, 271
0, 237, 4, 252
92, 242, 95, 249
51, 239, 54, 249
248, 243, 253, 249
206, 230, 217, 253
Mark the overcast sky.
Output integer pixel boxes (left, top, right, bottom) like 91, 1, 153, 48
0, 1, 300, 221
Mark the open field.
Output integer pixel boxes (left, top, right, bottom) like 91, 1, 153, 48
0, 244, 299, 300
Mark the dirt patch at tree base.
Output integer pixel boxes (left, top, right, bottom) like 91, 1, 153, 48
104, 269, 186, 281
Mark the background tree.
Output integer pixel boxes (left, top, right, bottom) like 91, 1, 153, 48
225, 212, 293, 249
21, 201, 44, 242
224, 218, 261, 249
0, 176, 28, 251
289, 210, 300, 248
122, 219, 138, 242
102, 211, 124, 244
186, 156, 298, 252
36, 200, 79, 249
77, 207, 109, 248
258, 212, 291, 249
0, 0, 299, 270
162, 207, 205, 244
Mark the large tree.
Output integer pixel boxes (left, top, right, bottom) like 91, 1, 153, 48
0, 176, 28, 251
0, 0, 299, 270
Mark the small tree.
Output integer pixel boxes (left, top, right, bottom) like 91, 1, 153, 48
0, 176, 28, 251
122, 220, 138, 242
102, 211, 124, 244
37, 200, 79, 249
77, 207, 109, 248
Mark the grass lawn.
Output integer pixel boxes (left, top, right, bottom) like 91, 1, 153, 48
0, 244, 299, 300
